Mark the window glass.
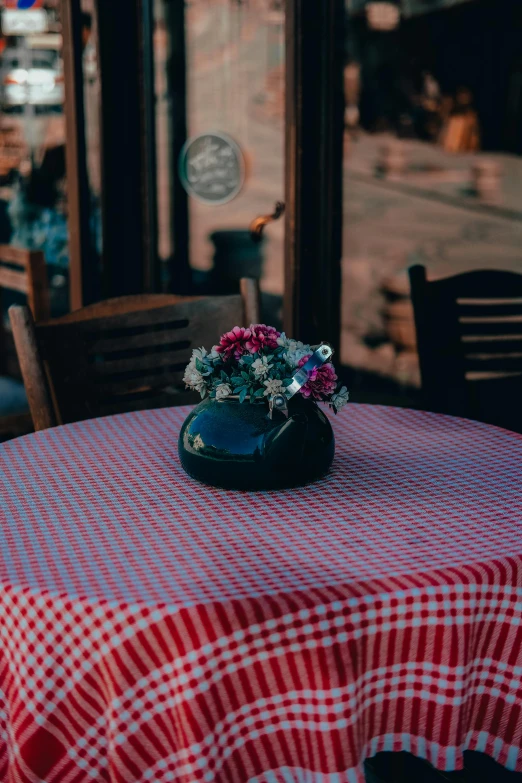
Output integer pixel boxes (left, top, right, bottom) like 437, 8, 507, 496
154, 0, 285, 326
342, 0, 522, 432
0, 3, 68, 318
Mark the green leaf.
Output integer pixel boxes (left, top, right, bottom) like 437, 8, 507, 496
230, 376, 243, 387
239, 387, 248, 404
195, 358, 204, 373
241, 371, 250, 382
233, 385, 245, 394
254, 387, 265, 398
220, 371, 228, 383
283, 378, 294, 386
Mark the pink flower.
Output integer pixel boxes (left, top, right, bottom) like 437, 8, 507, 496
245, 324, 281, 354
215, 326, 251, 361
298, 355, 338, 400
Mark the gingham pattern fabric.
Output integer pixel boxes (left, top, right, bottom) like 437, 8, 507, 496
1, 404, 522, 783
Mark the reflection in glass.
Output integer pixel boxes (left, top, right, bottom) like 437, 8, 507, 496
155, 0, 285, 324
0, 1, 68, 317
342, 0, 522, 433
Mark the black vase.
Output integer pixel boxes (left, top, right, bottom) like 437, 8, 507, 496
178, 396, 335, 490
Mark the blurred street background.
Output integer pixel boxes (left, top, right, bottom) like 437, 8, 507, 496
2, 0, 522, 404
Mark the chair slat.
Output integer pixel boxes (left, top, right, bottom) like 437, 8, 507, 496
431, 269, 522, 299
458, 319, 522, 336
0, 245, 30, 267
458, 301, 522, 318
86, 328, 192, 355
54, 293, 200, 323
90, 351, 190, 376
0, 267, 29, 295
39, 294, 244, 337
464, 355, 522, 373
90, 370, 186, 397
0, 249, 49, 321
461, 337, 522, 353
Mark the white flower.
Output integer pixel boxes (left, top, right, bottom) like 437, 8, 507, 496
188, 346, 214, 379
215, 383, 232, 401
183, 362, 207, 396
276, 332, 292, 349
191, 346, 207, 361
208, 346, 220, 361
276, 333, 312, 367
263, 378, 284, 397
331, 385, 349, 412
252, 356, 273, 379
285, 345, 311, 369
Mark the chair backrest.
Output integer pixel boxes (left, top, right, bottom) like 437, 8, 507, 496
0, 246, 50, 321
409, 265, 522, 429
10, 278, 260, 431
0, 245, 50, 377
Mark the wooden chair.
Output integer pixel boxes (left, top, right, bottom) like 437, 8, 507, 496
9, 278, 260, 432
409, 265, 522, 432
0, 246, 50, 439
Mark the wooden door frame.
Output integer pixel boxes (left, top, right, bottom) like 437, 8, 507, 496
284, 0, 345, 351
163, 0, 191, 294
62, 0, 160, 307
96, 0, 159, 299
61, 0, 93, 309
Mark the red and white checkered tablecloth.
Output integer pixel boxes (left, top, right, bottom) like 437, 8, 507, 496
1, 404, 522, 783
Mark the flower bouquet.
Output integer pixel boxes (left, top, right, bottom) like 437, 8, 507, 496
178, 324, 348, 490
178, 324, 348, 489
182, 323, 349, 412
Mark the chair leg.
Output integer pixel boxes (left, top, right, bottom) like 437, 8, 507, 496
9, 305, 57, 432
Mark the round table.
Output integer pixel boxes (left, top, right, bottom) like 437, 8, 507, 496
1, 404, 522, 783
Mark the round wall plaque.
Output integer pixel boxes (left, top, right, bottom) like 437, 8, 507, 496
178, 132, 245, 205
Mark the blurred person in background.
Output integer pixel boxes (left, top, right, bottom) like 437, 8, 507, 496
344, 60, 361, 139
440, 86, 481, 152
